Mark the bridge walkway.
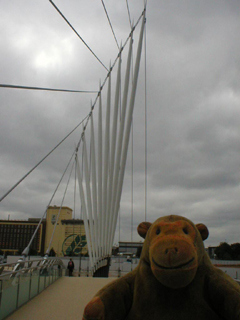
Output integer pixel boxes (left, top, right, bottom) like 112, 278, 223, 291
6, 277, 115, 320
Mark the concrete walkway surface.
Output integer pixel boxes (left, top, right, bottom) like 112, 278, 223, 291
6, 277, 116, 320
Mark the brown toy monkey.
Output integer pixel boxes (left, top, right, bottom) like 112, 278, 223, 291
83, 215, 240, 320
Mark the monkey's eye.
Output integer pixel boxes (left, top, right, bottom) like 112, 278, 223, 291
183, 227, 188, 235
156, 228, 161, 235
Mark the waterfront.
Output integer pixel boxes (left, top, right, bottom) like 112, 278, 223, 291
6, 256, 240, 280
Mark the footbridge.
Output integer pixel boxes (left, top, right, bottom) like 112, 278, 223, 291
0, 256, 137, 319
0, 1, 146, 275
4, 276, 114, 320
1, 257, 240, 320
0, 257, 115, 320
1, 1, 240, 319
0, 1, 147, 318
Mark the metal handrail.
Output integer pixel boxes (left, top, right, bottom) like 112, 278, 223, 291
0, 257, 65, 320
0, 257, 65, 280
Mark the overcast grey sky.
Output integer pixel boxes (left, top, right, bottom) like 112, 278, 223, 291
1, 0, 240, 248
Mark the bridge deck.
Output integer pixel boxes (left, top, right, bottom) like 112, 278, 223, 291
6, 277, 116, 320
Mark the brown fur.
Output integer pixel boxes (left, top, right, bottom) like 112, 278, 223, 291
83, 215, 240, 320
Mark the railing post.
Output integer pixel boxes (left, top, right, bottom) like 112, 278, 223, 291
44, 270, 46, 289
0, 257, 64, 319
28, 270, 32, 300
37, 269, 41, 294
16, 275, 20, 309
0, 279, 2, 307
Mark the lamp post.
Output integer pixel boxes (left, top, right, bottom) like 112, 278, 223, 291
79, 243, 83, 277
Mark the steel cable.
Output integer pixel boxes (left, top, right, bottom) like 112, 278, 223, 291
0, 115, 88, 202
101, 0, 119, 49
49, 0, 108, 71
0, 84, 97, 93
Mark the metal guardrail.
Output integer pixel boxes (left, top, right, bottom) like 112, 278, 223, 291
211, 259, 240, 266
0, 257, 65, 320
235, 279, 240, 285
1, 256, 239, 320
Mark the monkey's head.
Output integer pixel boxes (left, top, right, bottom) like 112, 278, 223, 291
138, 215, 209, 289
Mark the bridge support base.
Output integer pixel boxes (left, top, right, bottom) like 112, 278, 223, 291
93, 257, 111, 277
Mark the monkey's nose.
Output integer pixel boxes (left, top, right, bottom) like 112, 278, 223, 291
165, 247, 178, 255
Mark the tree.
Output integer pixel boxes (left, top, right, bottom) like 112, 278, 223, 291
231, 243, 240, 260
214, 242, 233, 260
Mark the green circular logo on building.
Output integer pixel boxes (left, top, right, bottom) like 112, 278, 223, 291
62, 234, 87, 256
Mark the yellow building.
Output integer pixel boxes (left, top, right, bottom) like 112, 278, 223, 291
45, 206, 88, 257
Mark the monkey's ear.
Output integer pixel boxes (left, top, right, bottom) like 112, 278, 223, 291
137, 222, 152, 239
196, 223, 209, 241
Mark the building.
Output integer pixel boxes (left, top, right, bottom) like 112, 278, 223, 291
0, 206, 88, 257
118, 241, 143, 257
206, 246, 218, 259
45, 206, 88, 257
0, 219, 46, 255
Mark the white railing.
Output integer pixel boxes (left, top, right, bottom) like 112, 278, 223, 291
0, 258, 65, 320
211, 259, 240, 265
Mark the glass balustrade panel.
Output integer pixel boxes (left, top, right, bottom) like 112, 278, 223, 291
30, 269, 40, 299
0, 275, 18, 319
18, 273, 31, 308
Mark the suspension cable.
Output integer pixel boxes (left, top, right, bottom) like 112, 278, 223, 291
80, 139, 84, 221
144, 10, 147, 222
0, 84, 97, 93
0, 9, 145, 204
73, 151, 77, 249
101, 0, 119, 49
118, 206, 121, 276
126, 0, 132, 27
74, 153, 77, 219
131, 121, 134, 271
49, 0, 108, 71
0, 114, 88, 203
72, 17, 142, 155
90, 9, 146, 116
22, 148, 77, 256
46, 157, 76, 254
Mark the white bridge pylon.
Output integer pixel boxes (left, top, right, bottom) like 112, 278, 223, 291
76, 11, 146, 274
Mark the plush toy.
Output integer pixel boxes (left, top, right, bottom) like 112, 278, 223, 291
83, 215, 240, 320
